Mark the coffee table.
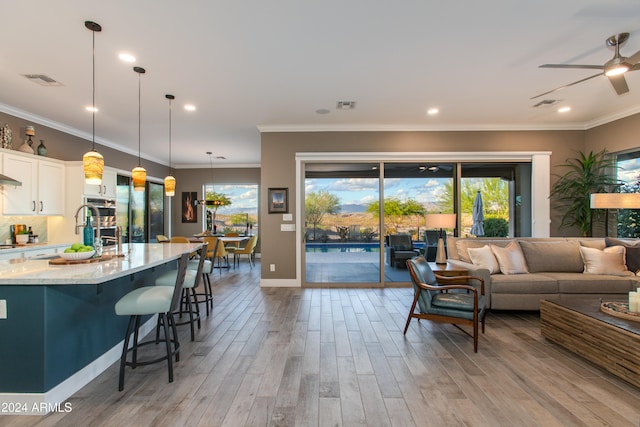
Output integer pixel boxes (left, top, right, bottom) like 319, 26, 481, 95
540, 298, 640, 388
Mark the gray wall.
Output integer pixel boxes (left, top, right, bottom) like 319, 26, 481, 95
259, 119, 640, 281
171, 167, 261, 238
0, 111, 169, 178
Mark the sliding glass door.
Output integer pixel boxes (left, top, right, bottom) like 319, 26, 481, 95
304, 163, 381, 284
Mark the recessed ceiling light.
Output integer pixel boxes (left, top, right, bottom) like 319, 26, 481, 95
316, 108, 330, 114
558, 106, 571, 113
184, 104, 196, 111
118, 53, 136, 63
85, 106, 98, 112
427, 108, 439, 115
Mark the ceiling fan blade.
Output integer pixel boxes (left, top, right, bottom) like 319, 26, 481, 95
627, 49, 640, 65
530, 72, 603, 99
608, 74, 629, 95
539, 64, 604, 70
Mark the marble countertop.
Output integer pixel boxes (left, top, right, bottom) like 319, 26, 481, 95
0, 243, 201, 285
0, 242, 71, 256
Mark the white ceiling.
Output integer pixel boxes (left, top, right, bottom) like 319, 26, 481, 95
1, 1, 640, 169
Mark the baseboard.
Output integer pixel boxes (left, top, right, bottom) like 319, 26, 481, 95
260, 278, 300, 287
0, 315, 158, 415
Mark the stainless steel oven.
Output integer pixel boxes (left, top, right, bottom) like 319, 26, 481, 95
84, 197, 117, 246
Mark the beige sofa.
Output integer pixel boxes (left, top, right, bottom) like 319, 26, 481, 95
446, 237, 640, 310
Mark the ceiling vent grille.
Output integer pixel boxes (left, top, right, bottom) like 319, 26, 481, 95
336, 101, 356, 110
22, 74, 63, 86
532, 99, 560, 108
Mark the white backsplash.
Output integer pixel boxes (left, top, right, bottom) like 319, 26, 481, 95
0, 216, 48, 243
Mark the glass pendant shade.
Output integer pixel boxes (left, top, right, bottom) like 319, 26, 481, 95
132, 165, 146, 191
164, 175, 176, 197
83, 149, 104, 185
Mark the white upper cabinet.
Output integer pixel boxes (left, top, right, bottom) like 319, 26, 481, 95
78, 165, 117, 198
2, 151, 65, 215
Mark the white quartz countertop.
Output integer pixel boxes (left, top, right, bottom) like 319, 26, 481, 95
0, 243, 201, 285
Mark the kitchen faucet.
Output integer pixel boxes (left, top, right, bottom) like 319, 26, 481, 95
74, 203, 102, 256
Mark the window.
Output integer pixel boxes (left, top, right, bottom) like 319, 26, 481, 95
203, 184, 258, 234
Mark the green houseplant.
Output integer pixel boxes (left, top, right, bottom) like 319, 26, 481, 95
551, 149, 619, 237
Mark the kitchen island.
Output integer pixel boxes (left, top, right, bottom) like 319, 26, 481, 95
0, 243, 201, 414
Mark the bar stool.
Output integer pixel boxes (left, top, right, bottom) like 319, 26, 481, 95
191, 256, 213, 316
155, 243, 208, 341
114, 253, 189, 391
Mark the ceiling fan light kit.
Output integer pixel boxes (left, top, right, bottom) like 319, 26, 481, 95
533, 32, 640, 99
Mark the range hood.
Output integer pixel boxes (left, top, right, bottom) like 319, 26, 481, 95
0, 173, 22, 186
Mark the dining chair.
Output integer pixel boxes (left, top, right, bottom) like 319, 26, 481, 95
233, 235, 258, 267
405, 256, 487, 353
203, 236, 230, 271
223, 232, 241, 253
170, 236, 190, 243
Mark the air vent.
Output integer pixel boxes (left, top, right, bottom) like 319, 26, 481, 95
22, 74, 63, 86
336, 101, 356, 110
532, 99, 560, 108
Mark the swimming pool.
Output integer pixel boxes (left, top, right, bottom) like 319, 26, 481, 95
305, 242, 381, 253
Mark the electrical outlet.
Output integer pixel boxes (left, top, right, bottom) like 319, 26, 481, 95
270, 264, 276, 272
0, 300, 6, 319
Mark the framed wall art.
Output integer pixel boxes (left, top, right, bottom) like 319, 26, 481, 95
268, 188, 288, 214
182, 191, 197, 223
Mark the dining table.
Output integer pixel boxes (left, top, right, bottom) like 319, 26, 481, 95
189, 235, 252, 268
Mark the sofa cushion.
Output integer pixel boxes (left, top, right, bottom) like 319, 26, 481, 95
579, 239, 606, 250
579, 245, 634, 276
467, 245, 500, 274
519, 240, 583, 273
543, 272, 637, 293
455, 239, 512, 263
490, 273, 558, 294
491, 241, 529, 275
605, 237, 640, 274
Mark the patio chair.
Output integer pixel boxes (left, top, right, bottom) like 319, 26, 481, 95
405, 256, 487, 353
387, 234, 419, 268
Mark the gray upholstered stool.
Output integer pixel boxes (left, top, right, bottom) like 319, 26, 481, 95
114, 253, 189, 391
189, 258, 213, 316
155, 243, 208, 341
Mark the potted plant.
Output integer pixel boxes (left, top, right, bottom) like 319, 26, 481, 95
16, 230, 30, 244
551, 149, 620, 237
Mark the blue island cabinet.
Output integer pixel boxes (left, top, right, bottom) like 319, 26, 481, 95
0, 262, 172, 400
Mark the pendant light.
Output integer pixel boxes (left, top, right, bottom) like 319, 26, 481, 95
164, 94, 176, 196
132, 66, 146, 192
82, 20, 104, 185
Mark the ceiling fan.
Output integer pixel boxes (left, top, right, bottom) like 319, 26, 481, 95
531, 32, 640, 99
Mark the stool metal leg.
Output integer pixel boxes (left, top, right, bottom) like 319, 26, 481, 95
118, 315, 136, 391
160, 313, 173, 383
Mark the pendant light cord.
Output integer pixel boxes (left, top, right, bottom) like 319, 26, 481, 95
137, 71, 141, 165
91, 28, 96, 151
169, 96, 173, 175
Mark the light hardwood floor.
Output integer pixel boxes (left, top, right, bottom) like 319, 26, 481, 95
8, 263, 640, 426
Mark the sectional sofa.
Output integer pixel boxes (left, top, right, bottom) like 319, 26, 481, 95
446, 237, 640, 310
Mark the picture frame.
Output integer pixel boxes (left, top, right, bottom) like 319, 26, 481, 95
181, 191, 198, 223
268, 187, 288, 214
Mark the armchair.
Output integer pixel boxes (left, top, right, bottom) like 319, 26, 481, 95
386, 234, 420, 268
405, 256, 487, 352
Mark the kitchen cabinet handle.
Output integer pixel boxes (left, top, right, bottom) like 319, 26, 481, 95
32, 201, 36, 212
103, 185, 107, 195
40, 201, 43, 212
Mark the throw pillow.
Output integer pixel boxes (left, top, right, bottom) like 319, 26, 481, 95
467, 245, 500, 274
579, 245, 634, 276
490, 241, 529, 275
605, 237, 640, 274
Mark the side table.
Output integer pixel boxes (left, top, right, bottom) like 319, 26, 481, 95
429, 261, 469, 283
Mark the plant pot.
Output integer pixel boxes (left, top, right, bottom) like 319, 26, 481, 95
16, 234, 29, 244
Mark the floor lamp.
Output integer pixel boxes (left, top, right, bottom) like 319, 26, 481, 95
590, 193, 640, 236
425, 213, 457, 264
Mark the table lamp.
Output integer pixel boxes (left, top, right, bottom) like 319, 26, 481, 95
425, 213, 457, 264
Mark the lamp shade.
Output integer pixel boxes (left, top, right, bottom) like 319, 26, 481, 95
164, 175, 176, 197
132, 165, 146, 192
590, 193, 640, 209
83, 149, 104, 185
425, 213, 457, 229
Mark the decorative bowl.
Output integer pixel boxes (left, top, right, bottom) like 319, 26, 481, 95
60, 250, 96, 260
15, 234, 29, 244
